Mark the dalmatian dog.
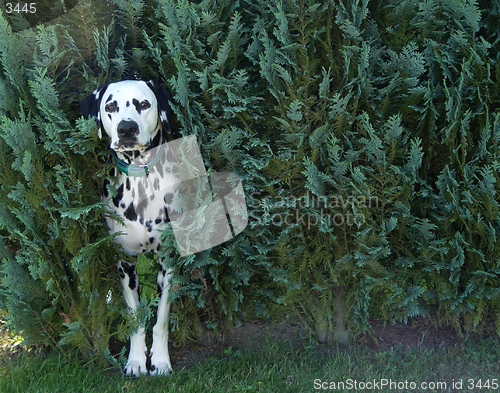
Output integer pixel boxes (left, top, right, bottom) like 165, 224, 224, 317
81, 80, 176, 376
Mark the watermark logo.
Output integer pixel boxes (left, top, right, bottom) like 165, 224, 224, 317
126, 136, 378, 255
249, 192, 378, 230
132, 135, 248, 257
1, 0, 81, 32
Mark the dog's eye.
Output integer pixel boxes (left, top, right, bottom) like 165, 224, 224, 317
105, 103, 116, 112
140, 101, 150, 110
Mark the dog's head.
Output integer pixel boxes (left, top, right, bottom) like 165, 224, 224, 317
80, 80, 172, 153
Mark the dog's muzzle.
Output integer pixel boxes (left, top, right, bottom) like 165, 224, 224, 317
116, 120, 140, 149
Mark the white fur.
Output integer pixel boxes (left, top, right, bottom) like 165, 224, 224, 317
87, 81, 175, 377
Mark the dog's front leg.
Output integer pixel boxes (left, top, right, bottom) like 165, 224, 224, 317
150, 259, 173, 376
118, 260, 148, 377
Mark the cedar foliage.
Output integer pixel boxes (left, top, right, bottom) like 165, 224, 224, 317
0, 0, 119, 360
1, 0, 500, 362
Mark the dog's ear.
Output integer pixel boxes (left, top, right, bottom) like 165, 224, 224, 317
80, 85, 108, 139
147, 80, 173, 134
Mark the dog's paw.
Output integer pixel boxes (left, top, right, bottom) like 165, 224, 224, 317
151, 327, 172, 376
150, 361, 173, 376
124, 361, 148, 377
150, 348, 172, 376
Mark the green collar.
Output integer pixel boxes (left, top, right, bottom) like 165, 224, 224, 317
112, 135, 166, 177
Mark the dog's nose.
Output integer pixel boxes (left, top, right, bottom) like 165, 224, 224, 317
117, 120, 139, 138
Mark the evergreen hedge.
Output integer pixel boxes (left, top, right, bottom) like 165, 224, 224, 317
1, 0, 500, 361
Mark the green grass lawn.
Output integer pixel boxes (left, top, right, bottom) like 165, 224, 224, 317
1, 335, 500, 393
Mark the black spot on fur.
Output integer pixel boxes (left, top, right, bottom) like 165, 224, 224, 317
132, 98, 150, 114
164, 193, 173, 205
132, 98, 140, 113
113, 184, 124, 208
150, 129, 162, 148
145, 220, 153, 232
155, 218, 162, 225
121, 262, 137, 290
105, 94, 113, 103
124, 202, 137, 221
137, 199, 147, 220
105, 99, 118, 113
126, 101, 130, 107
149, 237, 155, 244
138, 180, 145, 201
126, 178, 131, 191
122, 151, 133, 164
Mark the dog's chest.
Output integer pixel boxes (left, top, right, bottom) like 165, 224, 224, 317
104, 159, 177, 256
